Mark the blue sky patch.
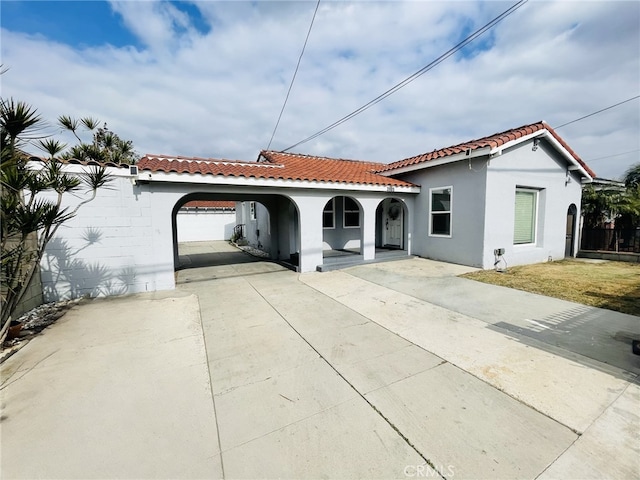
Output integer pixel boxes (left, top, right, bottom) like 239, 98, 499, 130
0, 1, 210, 48
170, 1, 210, 36
1, 1, 140, 48
454, 18, 496, 60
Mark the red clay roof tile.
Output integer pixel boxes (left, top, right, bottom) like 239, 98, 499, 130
138, 152, 417, 188
181, 200, 235, 209
376, 122, 595, 178
138, 122, 594, 184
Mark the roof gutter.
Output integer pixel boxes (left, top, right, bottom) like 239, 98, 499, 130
134, 170, 421, 193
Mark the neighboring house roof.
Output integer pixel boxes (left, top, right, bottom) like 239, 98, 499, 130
376, 122, 596, 179
138, 153, 417, 188
588, 177, 625, 191
181, 200, 236, 209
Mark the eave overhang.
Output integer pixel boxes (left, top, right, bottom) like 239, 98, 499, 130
135, 170, 421, 193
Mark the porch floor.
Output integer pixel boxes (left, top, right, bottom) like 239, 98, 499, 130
318, 247, 410, 272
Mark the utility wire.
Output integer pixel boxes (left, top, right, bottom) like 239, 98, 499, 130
266, 0, 321, 151
554, 95, 640, 129
281, 0, 528, 152
585, 148, 640, 163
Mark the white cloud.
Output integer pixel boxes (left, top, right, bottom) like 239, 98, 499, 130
109, 0, 199, 53
1, 0, 638, 179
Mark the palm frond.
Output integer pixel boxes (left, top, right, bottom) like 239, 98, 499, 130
58, 115, 78, 132
81, 117, 100, 130
1, 98, 44, 146
37, 139, 67, 159
81, 165, 113, 190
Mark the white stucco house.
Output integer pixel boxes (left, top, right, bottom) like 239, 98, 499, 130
36, 121, 594, 301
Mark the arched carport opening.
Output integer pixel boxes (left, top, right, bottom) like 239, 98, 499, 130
322, 195, 363, 264
375, 197, 408, 256
171, 192, 300, 273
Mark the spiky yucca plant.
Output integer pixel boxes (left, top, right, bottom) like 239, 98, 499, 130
1, 98, 112, 343
58, 115, 138, 165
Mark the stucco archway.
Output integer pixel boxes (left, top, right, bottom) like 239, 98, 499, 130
321, 195, 364, 264
375, 197, 408, 252
171, 192, 301, 272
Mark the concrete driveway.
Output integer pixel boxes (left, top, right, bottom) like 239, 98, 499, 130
1, 242, 638, 479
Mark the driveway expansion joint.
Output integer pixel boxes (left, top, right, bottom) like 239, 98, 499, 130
245, 276, 433, 468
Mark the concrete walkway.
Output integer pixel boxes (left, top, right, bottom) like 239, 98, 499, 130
1, 242, 638, 479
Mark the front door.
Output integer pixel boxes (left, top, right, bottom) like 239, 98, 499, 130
383, 199, 403, 248
565, 204, 577, 257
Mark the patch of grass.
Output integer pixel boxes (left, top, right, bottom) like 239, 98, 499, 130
461, 260, 640, 316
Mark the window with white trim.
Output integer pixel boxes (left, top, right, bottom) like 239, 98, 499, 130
429, 187, 452, 236
513, 189, 537, 244
343, 197, 360, 228
249, 201, 256, 221
323, 199, 335, 229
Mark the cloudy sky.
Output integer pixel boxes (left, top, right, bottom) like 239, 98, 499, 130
1, 0, 638, 179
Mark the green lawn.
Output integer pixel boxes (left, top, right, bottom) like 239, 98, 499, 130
460, 259, 640, 316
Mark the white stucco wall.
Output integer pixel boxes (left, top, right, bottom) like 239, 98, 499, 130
482, 139, 583, 269
176, 209, 236, 242
36, 163, 418, 300
321, 196, 363, 251
399, 158, 488, 267
237, 201, 272, 252
396, 137, 585, 269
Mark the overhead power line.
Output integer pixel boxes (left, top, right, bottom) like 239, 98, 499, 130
554, 95, 640, 130
266, 0, 321, 151
585, 148, 640, 163
281, 0, 528, 152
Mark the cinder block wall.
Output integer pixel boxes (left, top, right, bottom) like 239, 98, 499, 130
3, 233, 44, 319
13, 268, 44, 318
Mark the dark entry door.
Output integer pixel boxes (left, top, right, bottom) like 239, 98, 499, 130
565, 204, 577, 257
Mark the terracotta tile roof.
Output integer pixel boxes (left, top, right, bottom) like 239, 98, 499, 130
138, 153, 417, 188
377, 122, 596, 178
544, 123, 596, 178
258, 151, 416, 187
181, 200, 236, 209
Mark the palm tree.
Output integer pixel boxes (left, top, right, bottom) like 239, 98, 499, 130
623, 163, 640, 189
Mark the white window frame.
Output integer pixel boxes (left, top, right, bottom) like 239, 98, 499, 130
513, 188, 539, 246
249, 201, 256, 221
323, 198, 335, 229
343, 197, 360, 229
429, 186, 452, 238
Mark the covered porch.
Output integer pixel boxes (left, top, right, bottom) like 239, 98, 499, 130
317, 246, 412, 272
